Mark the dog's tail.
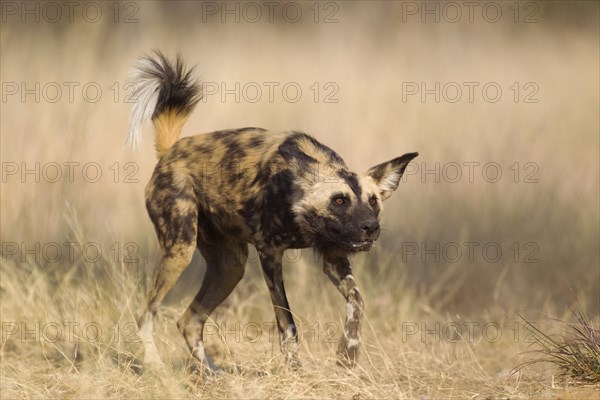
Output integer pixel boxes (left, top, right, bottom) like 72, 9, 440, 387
126, 51, 202, 158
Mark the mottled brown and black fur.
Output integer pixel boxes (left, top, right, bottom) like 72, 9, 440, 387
128, 52, 418, 371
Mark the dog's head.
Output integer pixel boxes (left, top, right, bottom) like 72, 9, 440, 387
293, 152, 418, 255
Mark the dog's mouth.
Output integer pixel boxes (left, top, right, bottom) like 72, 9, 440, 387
326, 227, 375, 252
350, 240, 374, 252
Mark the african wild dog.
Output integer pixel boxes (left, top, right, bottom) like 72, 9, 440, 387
128, 51, 418, 371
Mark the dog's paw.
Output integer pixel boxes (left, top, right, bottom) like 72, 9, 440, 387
285, 354, 302, 370
143, 349, 164, 369
336, 336, 359, 367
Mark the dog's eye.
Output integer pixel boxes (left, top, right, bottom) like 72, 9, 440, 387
332, 196, 347, 206
369, 197, 378, 206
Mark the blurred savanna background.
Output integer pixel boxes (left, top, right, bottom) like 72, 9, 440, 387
1, 1, 598, 398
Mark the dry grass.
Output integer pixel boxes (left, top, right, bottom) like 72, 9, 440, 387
1, 255, 599, 399
1, 2, 599, 399
516, 308, 600, 384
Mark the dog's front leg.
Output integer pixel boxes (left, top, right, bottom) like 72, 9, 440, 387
323, 255, 364, 367
258, 247, 301, 368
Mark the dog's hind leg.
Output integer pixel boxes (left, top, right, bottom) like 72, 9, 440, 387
177, 234, 248, 373
139, 187, 198, 367
139, 243, 196, 367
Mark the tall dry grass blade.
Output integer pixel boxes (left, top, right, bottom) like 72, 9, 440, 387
514, 309, 600, 384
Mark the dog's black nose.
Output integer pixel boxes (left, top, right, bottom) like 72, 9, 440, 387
361, 220, 380, 237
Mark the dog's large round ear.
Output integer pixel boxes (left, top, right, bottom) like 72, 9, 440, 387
367, 152, 418, 200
